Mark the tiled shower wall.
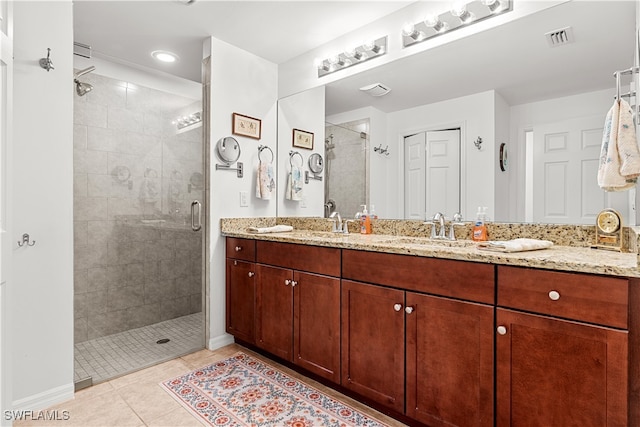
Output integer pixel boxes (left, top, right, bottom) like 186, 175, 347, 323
325, 119, 369, 218
73, 72, 203, 343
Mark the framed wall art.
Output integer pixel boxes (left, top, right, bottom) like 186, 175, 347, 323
292, 128, 314, 150
232, 113, 261, 140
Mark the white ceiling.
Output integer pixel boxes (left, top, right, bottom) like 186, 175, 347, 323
74, 1, 635, 114
73, 0, 413, 82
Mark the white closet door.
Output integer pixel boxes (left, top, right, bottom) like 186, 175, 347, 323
0, 0, 12, 422
532, 116, 628, 224
404, 133, 426, 219
425, 129, 460, 218
404, 129, 460, 220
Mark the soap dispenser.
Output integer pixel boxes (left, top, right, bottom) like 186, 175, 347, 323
360, 205, 372, 234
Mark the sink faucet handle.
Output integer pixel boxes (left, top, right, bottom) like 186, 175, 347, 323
453, 212, 463, 223
448, 213, 465, 240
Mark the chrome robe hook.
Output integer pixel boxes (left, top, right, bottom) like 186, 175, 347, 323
39, 48, 54, 72
17, 233, 36, 247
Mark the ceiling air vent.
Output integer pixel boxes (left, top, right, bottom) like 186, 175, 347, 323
545, 26, 574, 47
359, 83, 391, 97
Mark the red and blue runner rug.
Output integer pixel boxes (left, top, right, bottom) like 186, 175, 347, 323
160, 352, 390, 427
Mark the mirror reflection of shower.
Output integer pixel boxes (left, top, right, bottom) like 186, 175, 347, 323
74, 66, 95, 96
324, 119, 370, 219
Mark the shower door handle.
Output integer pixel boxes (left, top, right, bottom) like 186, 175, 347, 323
191, 200, 202, 231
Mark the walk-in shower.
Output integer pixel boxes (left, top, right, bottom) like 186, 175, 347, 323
72, 69, 205, 389
73, 66, 95, 96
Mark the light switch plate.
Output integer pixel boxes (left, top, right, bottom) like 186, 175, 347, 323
239, 191, 248, 207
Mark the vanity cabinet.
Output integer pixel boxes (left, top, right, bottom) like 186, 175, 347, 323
255, 241, 341, 383
496, 266, 630, 426
341, 249, 494, 424
225, 238, 256, 344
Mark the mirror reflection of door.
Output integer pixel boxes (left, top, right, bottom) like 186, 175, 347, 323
404, 129, 460, 220
529, 116, 629, 224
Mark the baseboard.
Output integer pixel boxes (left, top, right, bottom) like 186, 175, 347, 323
208, 333, 234, 350
11, 383, 74, 412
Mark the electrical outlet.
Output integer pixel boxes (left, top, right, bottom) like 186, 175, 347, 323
300, 198, 307, 208
239, 191, 248, 207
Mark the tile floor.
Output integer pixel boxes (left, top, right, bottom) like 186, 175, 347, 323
15, 344, 407, 427
75, 313, 204, 384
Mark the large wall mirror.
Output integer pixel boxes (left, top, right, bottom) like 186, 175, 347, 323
278, 1, 636, 224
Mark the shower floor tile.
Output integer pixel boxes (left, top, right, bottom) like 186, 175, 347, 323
74, 312, 204, 384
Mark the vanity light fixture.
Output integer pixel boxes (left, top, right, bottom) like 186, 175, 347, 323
316, 36, 387, 78
173, 112, 202, 132
402, 0, 512, 49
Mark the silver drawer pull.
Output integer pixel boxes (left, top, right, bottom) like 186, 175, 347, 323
393, 303, 402, 312
405, 306, 414, 314
291, 280, 297, 287
248, 272, 254, 277
548, 290, 561, 301
235, 246, 242, 252
285, 279, 291, 285
497, 326, 507, 335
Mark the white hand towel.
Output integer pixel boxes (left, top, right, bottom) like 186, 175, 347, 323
255, 161, 275, 200
246, 225, 294, 234
477, 238, 553, 253
598, 99, 640, 191
286, 166, 303, 201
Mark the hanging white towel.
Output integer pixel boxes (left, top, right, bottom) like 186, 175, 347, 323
255, 161, 275, 200
286, 166, 303, 201
477, 238, 553, 253
598, 98, 640, 191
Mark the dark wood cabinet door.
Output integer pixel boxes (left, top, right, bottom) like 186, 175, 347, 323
293, 272, 341, 383
225, 259, 255, 343
496, 308, 628, 427
341, 280, 405, 413
406, 292, 494, 427
255, 264, 294, 361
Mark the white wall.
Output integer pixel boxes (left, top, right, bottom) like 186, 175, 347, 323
11, 1, 74, 410
509, 88, 613, 222
387, 90, 496, 221
206, 37, 278, 349
277, 86, 325, 217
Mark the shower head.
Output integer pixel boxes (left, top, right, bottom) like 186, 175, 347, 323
74, 79, 93, 96
74, 66, 95, 79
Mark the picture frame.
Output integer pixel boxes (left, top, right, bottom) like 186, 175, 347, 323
232, 113, 261, 140
292, 129, 314, 150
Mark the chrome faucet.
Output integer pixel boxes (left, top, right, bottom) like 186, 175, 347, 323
432, 212, 446, 238
449, 213, 464, 241
329, 211, 343, 233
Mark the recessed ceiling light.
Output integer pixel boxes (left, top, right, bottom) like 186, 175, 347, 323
151, 50, 179, 63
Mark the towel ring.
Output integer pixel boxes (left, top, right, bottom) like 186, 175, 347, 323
258, 145, 274, 163
289, 150, 303, 168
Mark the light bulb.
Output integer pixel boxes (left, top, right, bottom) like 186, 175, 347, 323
424, 13, 448, 33
481, 0, 501, 12
451, 1, 474, 23
346, 46, 365, 60
364, 40, 381, 53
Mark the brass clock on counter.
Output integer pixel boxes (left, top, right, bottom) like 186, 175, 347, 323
592, 208, 623, 251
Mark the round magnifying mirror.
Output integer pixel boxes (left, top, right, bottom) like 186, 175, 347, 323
308, 153, 324, 174
215, 137, 241, 165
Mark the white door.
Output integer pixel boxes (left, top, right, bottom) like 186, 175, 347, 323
532, 116, 628, 224
0, 0, 12, 423
404, 133, 426, 219
404, 129, 460, 219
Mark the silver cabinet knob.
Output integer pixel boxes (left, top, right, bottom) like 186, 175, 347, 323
548, 290, 560, 301
285, 279, 291, 285
497, 326, 507, 335
291, 280, 297, 287
235, 246, 242, 251
393, 303, 402, 312
405, 306, 414, 314
248, 272, 254, 277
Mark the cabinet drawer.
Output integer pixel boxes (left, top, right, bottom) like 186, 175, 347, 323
256, 241, 340, 277
342, 249, 494, 304
497, 266, 628, 329
226, 237, 256, 261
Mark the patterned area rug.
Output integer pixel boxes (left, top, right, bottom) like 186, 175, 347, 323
160, 352, 390, 427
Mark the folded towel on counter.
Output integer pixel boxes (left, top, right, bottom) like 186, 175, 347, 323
598, 98, 640, 191
477, 238, 553, 253
286, 166, 303, 201
246, 225, 294, 234
255, 161, 275, 200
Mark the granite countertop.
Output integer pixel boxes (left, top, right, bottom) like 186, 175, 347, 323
222, 228, 640, 278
